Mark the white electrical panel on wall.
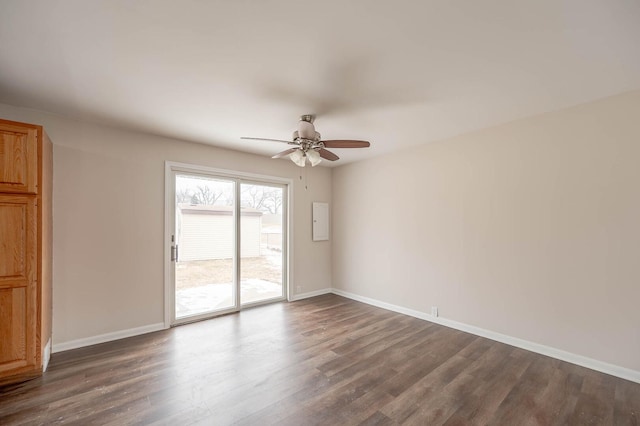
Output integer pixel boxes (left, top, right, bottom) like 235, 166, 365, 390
312, 202, 329, 241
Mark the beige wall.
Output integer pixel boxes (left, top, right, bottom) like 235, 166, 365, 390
0, 104, 332, 347
332, 91, 640, 372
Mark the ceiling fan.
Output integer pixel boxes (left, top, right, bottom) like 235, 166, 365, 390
241, 115, 370, 167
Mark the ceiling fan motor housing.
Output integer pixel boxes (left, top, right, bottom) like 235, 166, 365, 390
297, 120, 320, 140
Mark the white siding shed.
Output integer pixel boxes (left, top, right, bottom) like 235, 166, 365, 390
178, 204, 262, 261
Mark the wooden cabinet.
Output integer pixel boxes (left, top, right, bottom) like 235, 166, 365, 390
0, 118, 52, 385
0, 122, 38, 194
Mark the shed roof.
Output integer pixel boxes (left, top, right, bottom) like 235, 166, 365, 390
178, 204, 263, 216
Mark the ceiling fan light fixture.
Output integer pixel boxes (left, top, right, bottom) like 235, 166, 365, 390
307, 149, 322, 166
289, 149, 306, 167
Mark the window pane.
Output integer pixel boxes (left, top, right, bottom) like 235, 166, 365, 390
175, 174, 235, 318
240, 183, 284, 304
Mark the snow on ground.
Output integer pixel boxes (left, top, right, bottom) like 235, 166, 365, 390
176, 279, 282, 318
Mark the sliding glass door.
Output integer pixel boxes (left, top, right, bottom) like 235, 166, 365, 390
167, 165, 288, 325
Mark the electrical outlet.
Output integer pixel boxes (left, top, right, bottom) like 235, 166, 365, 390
431, 306, 438, 317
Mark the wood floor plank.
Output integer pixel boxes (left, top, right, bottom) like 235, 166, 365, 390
443, 349, 537, 425
359, 411, 395, 426
614, 379, 640, 425
1, 294, 638, 425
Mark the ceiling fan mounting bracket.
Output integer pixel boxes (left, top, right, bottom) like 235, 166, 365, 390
300, 114, 315, 124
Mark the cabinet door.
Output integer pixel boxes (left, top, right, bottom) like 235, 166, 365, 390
0, 122, 38, 194
0, 195, 37, 375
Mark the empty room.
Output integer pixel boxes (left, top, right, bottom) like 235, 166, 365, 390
1, 1, 639, 424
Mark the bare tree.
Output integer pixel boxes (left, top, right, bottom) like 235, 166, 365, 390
194, 185, 224, 205
264, 188, 282, 214
241, 186, 282, 214
176, 185, 227, 205
176, 188, 192, 204
178, 182, 281, 212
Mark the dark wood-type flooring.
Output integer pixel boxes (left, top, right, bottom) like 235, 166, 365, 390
1, 294, 639, 425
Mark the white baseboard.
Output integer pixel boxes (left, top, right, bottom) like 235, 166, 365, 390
51, 289, 332, 353
42, 338, 51, 372
52, 322, 166, 353
290, 287, 332, 302
331, 288, 640, 384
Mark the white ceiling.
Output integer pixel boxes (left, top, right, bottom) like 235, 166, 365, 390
1, 0, 639, 166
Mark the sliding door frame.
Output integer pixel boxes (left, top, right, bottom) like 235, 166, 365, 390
163, 161, 294, 328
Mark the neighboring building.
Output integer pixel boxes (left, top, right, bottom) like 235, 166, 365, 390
177, 204, 262, 261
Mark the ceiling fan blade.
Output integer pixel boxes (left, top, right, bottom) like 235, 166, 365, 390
241, 137, 293, 144
321, 140, 370, 148
319, 148, 339, 161
272, 148, 298, 159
